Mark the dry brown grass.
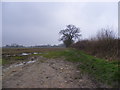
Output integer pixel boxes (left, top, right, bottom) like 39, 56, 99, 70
2, 48, 66, 65
72, 28, 119, 61
2, 48, 66, 55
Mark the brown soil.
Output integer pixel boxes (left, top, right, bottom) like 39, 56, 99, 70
3, 56, 99, 88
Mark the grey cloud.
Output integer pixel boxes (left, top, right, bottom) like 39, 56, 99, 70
2, 2, 118, 46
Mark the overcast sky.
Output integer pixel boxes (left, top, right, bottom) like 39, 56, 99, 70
2, 2, 118, 46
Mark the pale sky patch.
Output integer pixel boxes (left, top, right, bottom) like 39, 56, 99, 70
2, 2, 118, 46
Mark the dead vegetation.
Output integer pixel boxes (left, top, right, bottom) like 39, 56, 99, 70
72, 28, 119, 61
2, 48, 66, 56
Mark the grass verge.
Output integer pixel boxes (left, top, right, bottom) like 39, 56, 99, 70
0, 59, 2, 65
3, 56, 30, 65
2, 53, 44, 65
42, 48, 119, 87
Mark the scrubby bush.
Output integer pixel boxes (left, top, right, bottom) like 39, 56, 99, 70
72, 28, 119, 60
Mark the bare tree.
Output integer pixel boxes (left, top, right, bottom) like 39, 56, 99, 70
72, 27, 119, 60
97, 28, 115, 41
59, 24, 81, 47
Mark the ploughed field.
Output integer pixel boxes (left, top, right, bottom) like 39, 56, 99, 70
2, 48, 119, 88
2, 48, 66, 66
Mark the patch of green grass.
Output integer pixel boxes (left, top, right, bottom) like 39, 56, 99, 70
13, 56, 26, 60
31, 53, 43, 56
2, 55, 29, 65
2, 59, 12, 65
76, 51, 119, 87
0, 59, 2, 65
42, 48, 119, 87
43, 51, 65, 58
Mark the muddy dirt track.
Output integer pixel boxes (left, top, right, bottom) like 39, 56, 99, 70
2, 56, 104, 88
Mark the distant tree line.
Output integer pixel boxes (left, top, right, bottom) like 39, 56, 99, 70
30, 44, 65, 48
4, 44, 24, 48
3, 44, 65, 48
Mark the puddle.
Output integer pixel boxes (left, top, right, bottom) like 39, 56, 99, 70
21, 53, 29, 56
4, 52, 42, 57
4, 59, 37, 70
6, 55, 11, 57
12, 63, 24, 67
26, 60, 36, 64
3, 52, 43, 70
21, 52, 42, 56
33, 52, 38, 54
33, 52, 43, 55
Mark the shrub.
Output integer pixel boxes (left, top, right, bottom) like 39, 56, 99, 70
72, 28, 119, 61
